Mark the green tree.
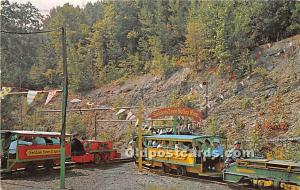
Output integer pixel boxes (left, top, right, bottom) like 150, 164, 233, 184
249, 1, 298, 44
1, 0, 43, 87
1, 0, 43, 129
288, 1, 300, 34
166, 0, 189, 56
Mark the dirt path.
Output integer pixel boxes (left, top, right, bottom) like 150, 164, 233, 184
1, 162, 236, 190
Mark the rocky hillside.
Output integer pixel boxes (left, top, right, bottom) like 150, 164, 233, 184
32, 35, 299, 155
74, 35, 298, 151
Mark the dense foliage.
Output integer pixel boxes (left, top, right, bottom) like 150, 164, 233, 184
1, 0, 299, 129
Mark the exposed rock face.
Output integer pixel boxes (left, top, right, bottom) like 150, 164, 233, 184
37, 35, 298, 154
81, 35, 299, 153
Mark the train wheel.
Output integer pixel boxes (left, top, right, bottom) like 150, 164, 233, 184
162, 164, 170, 173
26, 162, 36, 173
94, 154, 101, 164
176, 166, 186, 176
45, 160, 54, 171
101, 153, 109, 163
1, 172, 13, 180
182, 167, 187, 175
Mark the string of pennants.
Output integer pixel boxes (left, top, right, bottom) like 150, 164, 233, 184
1, 87, 137, 121
1, 64, 248, 112
0, 87, 59, 105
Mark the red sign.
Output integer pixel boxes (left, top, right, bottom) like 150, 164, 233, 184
148, 107, 202, 122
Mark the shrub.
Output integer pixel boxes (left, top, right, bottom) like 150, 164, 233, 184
207, 116, 218, 136
242, 98, 252, 109
254, 67, 268, 79
67, 114, 87, 137
98, 133, 110, 140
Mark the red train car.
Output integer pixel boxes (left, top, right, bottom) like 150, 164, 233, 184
1, 130, 122, 174
0, 130, 71, 173
71, 140, 121, 164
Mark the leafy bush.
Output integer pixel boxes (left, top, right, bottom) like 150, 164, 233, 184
242, 98, 252, 109
67, 114, 87, 137
207, 116, 218, 135
254, 67, 268, 79
98, 133, 110, 140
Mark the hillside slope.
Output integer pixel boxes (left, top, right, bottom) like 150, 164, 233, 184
33, 35, 300, 154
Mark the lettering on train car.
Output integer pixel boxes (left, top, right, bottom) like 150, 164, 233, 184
26, 148, 60, 156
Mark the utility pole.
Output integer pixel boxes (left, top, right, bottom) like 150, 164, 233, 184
60, 27, 68, 190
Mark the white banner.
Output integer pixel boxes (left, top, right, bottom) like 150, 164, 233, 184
27, 90, 38, 105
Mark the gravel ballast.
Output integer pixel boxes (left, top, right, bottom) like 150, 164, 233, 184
1, 162, 233, 190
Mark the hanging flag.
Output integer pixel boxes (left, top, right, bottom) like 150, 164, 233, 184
128, 114, 136, 120
199, 84, 203, 90
126, 111, 135, 120
87, 102, 94, 106
0, 87, 12, 99
240, 81, 245, 86
116, 109, 126, 116
45, 90, 57, 105
27, 90, 38, 105
70, 98, 81, 103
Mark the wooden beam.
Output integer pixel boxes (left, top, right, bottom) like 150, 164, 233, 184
7, 90, 62, 95
36, 106, 137, 113
96, 119, 174, 122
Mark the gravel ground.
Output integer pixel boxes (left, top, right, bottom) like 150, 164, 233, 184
1, 162, 234, 190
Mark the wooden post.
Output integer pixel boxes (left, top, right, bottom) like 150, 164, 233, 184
20, 98, 23, 128
202, 81, 208, 118
172, 117, 177, 134
138, 99, 143, 173
94, 113, 97, 140
34, 111, 36, 130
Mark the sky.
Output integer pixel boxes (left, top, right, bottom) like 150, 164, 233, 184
10, 0, 100, 14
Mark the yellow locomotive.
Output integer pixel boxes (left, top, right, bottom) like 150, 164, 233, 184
136, 134, 227, 176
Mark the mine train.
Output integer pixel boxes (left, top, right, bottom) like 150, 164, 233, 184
1, 130, 299, 190
0, 130, 121, 173
133, 134, 300, 190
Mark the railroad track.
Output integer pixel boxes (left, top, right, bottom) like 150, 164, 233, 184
137, 163, 256, 190
1, 157, 133, 180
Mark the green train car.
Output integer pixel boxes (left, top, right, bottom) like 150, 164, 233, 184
223, 159, 300, 190
133, 134, 300, 189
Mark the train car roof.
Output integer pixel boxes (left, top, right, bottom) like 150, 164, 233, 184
0, 130, 71, 137
144, 134, 225, 141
